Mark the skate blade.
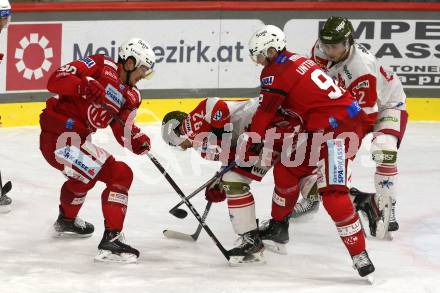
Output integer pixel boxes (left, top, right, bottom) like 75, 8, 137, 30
228, 251, 265, 266
365, 274, 375, 285
384, 232, 394, 241
52, 230, 93, 239
262, 240, 287, 255
94, 249, 138, 264
0, 204, 11, 214
290, 207, 319, 222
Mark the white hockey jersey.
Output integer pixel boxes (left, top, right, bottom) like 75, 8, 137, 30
311, 41, 407, 125
183, 97, 260, 148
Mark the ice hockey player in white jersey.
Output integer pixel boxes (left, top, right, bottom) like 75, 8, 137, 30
295, 16, 408, 239
162, 97, 308, 264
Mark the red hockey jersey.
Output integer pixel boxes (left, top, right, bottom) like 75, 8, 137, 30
43, 54, 142, 144
250, 51, 361, 136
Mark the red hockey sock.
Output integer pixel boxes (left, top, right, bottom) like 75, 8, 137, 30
102, 188, 128, 231
99, 160, 133, 231
59, 182, 88, 220
271, 188, 299, 222
322, 191, 366, 256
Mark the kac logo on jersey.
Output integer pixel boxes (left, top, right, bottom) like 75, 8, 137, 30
261, 76, 274, 86
105, 84, 125, 108
80, 57, 96, 68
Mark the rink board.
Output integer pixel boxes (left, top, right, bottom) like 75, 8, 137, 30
0, 97, 439, 128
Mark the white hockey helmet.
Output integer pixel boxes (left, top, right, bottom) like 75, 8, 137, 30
119, 38, 156, 79
0, 0, 11, 29
248, 25, 286, 63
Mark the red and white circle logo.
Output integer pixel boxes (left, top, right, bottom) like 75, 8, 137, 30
7, 23, 62, 91
15, 33, 53, 80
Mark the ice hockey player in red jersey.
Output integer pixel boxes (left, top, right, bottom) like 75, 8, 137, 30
39, 38, 155, 263
0, 0, 11, 64
246, 25, 374, 277
161, 97, 316, 262
302, 16, 407, 239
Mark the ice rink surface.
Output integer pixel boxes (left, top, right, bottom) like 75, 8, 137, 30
0, 122, 439, 293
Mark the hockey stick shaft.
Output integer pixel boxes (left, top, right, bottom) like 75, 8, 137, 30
103, 104, 230, 260
147, 152, 229, 259
192, 201, 212, 240
169, 162, 235, 214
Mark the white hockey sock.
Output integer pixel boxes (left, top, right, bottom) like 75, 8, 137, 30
227, 192, 257, 235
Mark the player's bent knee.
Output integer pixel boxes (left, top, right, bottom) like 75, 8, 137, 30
371, 135, 398, 165
105, 161, 134, 192
220, 171, 252, 197
220, 180, 250, 197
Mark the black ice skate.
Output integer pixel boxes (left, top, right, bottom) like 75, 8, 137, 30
260, 218, 289, 254
0, 172, 12, 213
95, 230, 139, 263
228, 229, 264, 266
290, 196, 319, 220
352, 250, 375, 278
53, 206, 94, 238
0, 194, 12, 214
351, 187, 380, 237
388, 199, 399, 232
350, 187, 392, 239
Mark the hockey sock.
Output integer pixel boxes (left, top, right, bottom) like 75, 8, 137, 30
59, 181, 88, 220
227, 192, 257, 235
271, 187, 299, 221
322, 191, 366, 256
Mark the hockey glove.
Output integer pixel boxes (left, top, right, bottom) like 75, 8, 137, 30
78, 77, 105, 105
130, 125, 151, 155
205, 178, 226, 203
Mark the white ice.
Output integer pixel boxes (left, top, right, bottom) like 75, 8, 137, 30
0, 122, 439, 293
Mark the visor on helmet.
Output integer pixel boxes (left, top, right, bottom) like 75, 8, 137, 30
139, 64, 155, 80
162, 118, 187, 147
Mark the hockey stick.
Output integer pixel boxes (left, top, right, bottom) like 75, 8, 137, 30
168, 99, 256, 218
163, 201, 212, 241
168, 162, 235, 219
102, 104, 230, 261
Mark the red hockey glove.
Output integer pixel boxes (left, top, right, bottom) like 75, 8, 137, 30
130, 125, 151, 155
78, 77, 105, 105
205, 178, 226, 203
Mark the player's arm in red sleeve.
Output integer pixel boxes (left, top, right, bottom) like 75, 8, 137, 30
47, 55, 104, 99
111, 87, 151, 154
249, 79, 289, 138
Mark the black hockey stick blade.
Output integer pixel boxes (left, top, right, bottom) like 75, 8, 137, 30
168, 162, 236, 219
169, 208, 188, 219
1, 181, 12, 197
